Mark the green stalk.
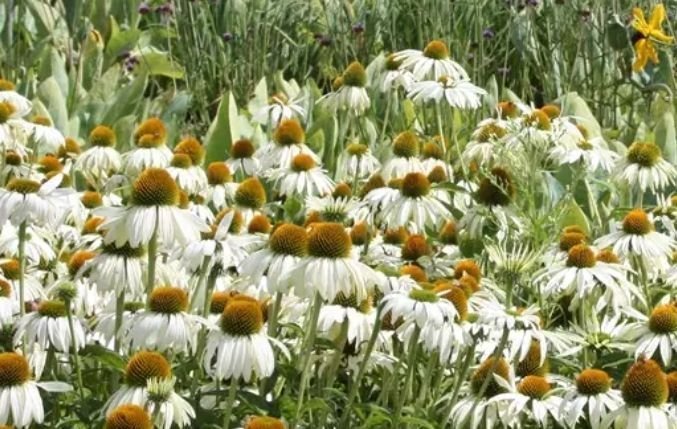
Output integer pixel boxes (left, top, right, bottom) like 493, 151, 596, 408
17, 221, 27, 317
222, 376, 239, 429
443, 340, 477, 422
339, 304, 383, 429
267, 291, 283, 338
292, 292, 323, 427
114, 290, 125, 352
201, 263, 218, 318
145, 217, 159, 306
416, 350, 438, 409
393, 326, 421, 426
190, 255, 212, 312
324, 316, 350, 388
65, 301, 85, 402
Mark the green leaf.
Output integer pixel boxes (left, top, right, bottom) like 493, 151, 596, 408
113, 115, 137, 152
80, 344, 125, 371
204, 92, 240, 164
80, 30, 105, 91
36, 77, 68, 132
558, 92, 602, 137
101, 72, 147, 126
654, 111, 676, 164
606, 15, 630, 51
134, 47, 185, 79
37, 48, 69, 99
558, 198, 591, 237
105, 18, 141, 67
654, 50, 676, 90
247, 76, 268, 116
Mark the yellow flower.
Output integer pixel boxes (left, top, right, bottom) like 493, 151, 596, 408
631, 4, 674, 72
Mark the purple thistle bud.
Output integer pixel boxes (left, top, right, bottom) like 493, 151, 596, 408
352, 22, 365, 34
482, 28, 495, 39
222, 32, 233, 42
138, 2, 151, 14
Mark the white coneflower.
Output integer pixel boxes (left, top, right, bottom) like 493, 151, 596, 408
105, 404, 152, 429
74, 125, 122, 184
0, 258, 44, 303
145, 376, 196, 429
166, 153, 207, 196
596, 208, 676, 273
394, 39, 469, 81
562, 368, 623, 429
252, 91, 306, 128
549, 135, 619, 174
233, 177, 267, 226
238, 415, 288, 429
0, 279, 17, 325
0, 174, 73, 227
601, 359, 673, 429
379, 53, 416, 93
267, 153, 335, 197
206, 161, 237, 209
320, 61, 371, 114
240, 223, 307, 294
381, 131, 425, 181
256, 118, 319, 170
381, 283, 459, 329
0, 90, 32, 152
227, 138, 261, 176
0, 150, 32, 182
287, 222, 379, 302
623, 303, 677, 367
380, 172, 451, 232
463, 120, 509, 167
533, 243, 642, 313
0, 223, 56, 265
488, 375, 565, 427
21, 115, 65, 156
0, 352, 48, 427
14, 299, 86, 353
408, 76, 486, 109
614, 141, 676, 193
84, 242, 145, 299
337, 142, 380, 180
97, 168, 209, 247
122, 287, 202, 353
122, 118, 173, 177
0, 80, 32, 117
203, 296, 276, 382
420, 139, 453, 178
317, 292, 375, 350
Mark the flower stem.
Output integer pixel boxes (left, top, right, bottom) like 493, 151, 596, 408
190, 255, 212, 313
114, 289, 125, 352
444, 340, 476, 422
292, 292, 323, 428
17, 220, 27, 354
416, 350, 437, 409
339, 304, 382, 429
65, 302, 85, 402
145, 221, 159, 306
393, 325, 421, 426
222, 376, 238, 429
267, 291, 283, 338
201, 263, 218, 318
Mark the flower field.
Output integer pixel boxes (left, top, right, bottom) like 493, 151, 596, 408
0, 0, 676, 428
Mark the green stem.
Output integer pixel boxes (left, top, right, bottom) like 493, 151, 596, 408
377, 92, 392, 147
145, 219, 159, 306
292, 292, 323, 428
339, 305, 383, 429
190, 256, 212, 312
324, 317, 349, 388
444, 340, 476, 422
65, 302, 85, 402
394, 326, 421, 426
114, 290, 125, 352
267, 292, 283, 338
434, 102, 446, 155
222, 376, 238, 429
202, 265, 218, 318
416, 350, 437, 409
17, 220, 27, 354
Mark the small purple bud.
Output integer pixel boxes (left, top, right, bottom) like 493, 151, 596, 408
352, 22, 365, 34
526, 0, 538, 6
482, 28, 495, 39
222, 32, 233, 42
156, 2, 174, 15
319, 35, 332, 47
138, 2, 151, 14
497, 67, 510, 76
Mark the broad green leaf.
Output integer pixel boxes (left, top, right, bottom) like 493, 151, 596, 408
37, 48, 69, 99
204, 92, 239, 164
134, 47, 185, 79
558, 198, 591, 237
247, 77, 268, 116
113, 115, 137, 152
607, 15, 630, 51
80, 30, 104, 91
101, 72, 147, 126
654, 50, 676, 90
105, 18, 141, 67
36, 77, 68, 132
654, 111, 676, 164
484, 75, 499, 111
559, 92, 602, 137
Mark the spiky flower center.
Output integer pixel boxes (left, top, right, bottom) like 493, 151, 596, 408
68, 250, 96, 277
231, 139, 256, 159
81, 191, 103, 209
457, 275, 480, 296
621, 359, 668, 407
134, 118, 167, 148
38, 300, 67, 318
622, 209, 653, 235
566, 244, 596, 268
454, 259, 481, 281
149, 287, 188, 314
213, 208, 244, 235
207, 162, 232, 185
105, 404, 152, 429
342, 61, 367, 87
667, 371, 677, 404
649, 304, 677, 334
220, 300, 264, 336
423, 40, 450, 59
0, 259, 19, 280
210, 291, 237, 314
0, 101, 15, 123
7, 178, 40, 194
627, 142, 661, 167
476, 167, 514, 206
174, 137, 205, 165
540, 104, 560, 119
0, 280, 11, 298
249, 214, 272, 234
393, 131, 419, 158
516, 340, 549, 377
333, 292, 372, 313
350, 222, 370, 246
103, 242, 145, 258
5, 150, 21, 166
346, 143, 368, 156
408, 288, 439, 303
60, 137, 81, 157
400, 172, 431, 198
125, 351, 171, 387
559, 232, 587, 251
131, 168, 179, 206
0, 79, 15, 91
170, 153, 192, 169
359, 174, 385, 198
307, 222, 351, 258
274, 119, 304, 146
427, 166, 447, 183
234, 177, 266, 209
471, 357, 510, 397
497, 101, 518, 119
383, 227, 408, 245
401, 234, 431, 261
435, 284, 468, 321
576, 368, 612, 395
518, 375, 551, 399
525, 110, 552, 131
401, 265, 427, 282
244, 416, 285, 429
269, 223, 308, 257
596, 248, 620, 264
0, 353, 30, 386
422, 141, 443, 160
439, 220, 457, 245
332, 183, 352, 199
291, 153, 316, 172
89, 125, 116, 147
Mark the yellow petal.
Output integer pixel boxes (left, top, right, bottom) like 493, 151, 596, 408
633, 40, 650, 72
648, 4, 666, 30
632, 7, 649, 33
649, 29, 674, 44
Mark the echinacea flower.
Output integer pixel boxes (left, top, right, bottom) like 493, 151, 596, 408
122, 118, 173, 177
407, 76, 486, 109
0, 174, 73, 227
233, 177, 267, 225
239, 415, 287, 429
105, 404, 152, 429
380, 131, 425, 181
614, 142, 676, 193
203, 296, 276, 382
489, 375, 564, 427
631, 4, 674, 72
337, 142, 380, 180
562, 368, 623, 429
267, 153, 335, 197
14, 299, 86, 353
381, 284, 458, 329
20, 116, 65, 156
0, 353, 48, 427
256, 119, 319, 170
75, 125, 122, 185
206, 162, 236, 209
623, 303, 677, 367
379, 54, 416, 93
394, 39, 469, 81
97, 168, 209, 247
252, 91, 306, 128
227, 138, 261, 177
317, 292, 375, 350
318, 62, 371, 114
